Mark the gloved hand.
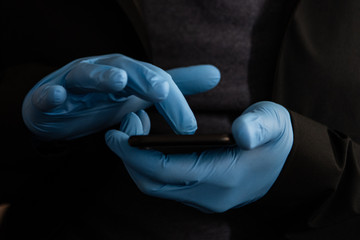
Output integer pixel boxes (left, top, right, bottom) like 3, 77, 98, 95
105, 101, 294, 213
22, 54, 220, 140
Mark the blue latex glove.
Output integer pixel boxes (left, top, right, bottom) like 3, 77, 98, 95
22, 54, 220, 140
105, 101, 294, 213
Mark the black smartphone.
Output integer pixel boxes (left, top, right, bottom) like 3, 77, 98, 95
128, 134, 236, 154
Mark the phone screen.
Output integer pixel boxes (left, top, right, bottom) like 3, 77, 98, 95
128, 134, 236, 154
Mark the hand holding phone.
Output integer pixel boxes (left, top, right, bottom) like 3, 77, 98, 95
106, 101, 294, 213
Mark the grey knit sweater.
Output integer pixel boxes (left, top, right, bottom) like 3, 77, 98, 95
138, 0, 297, 133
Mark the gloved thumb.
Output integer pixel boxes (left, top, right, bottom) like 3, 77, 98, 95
232, 101, 290, 150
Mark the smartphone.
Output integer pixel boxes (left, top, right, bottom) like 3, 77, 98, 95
128, 134, 236, 154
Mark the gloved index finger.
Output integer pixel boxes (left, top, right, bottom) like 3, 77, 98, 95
138, 62, 197, 134
136, 62, 198, 134
154, 79, 197, 134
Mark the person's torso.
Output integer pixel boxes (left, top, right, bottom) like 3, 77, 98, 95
137, 0, 297, 133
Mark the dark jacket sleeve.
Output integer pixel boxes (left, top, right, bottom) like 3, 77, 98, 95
259, 0, 360, 238
263, 111, 360, 237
